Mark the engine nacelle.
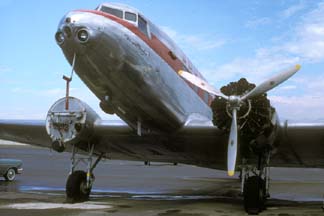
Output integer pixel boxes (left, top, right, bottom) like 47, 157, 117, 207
46, 97, 100, 152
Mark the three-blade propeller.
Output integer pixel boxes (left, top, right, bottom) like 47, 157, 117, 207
178, 64, 301, 176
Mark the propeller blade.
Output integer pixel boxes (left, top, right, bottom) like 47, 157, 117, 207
241, 64, 301, 101
178, 70, 227, 98
227, 108, 238, 177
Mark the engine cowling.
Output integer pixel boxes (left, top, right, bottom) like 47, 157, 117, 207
45, 97, 100, 152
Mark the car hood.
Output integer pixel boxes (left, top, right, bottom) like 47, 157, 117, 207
0, 159, 22, 166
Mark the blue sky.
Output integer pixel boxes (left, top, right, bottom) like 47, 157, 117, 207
1, 0, 324, 122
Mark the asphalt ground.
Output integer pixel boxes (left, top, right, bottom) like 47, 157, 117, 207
0, 143, 324, 215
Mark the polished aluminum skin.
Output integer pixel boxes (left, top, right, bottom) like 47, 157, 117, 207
56, 7, 212, 133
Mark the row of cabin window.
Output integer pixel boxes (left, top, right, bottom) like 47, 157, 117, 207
100, 6, 149, 38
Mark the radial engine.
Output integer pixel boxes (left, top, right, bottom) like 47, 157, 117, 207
211, 78, 279, 156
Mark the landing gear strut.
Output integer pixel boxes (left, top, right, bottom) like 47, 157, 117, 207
241, 153, 271, 214
66, 143, 103, 202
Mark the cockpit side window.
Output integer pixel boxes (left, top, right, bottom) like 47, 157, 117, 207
100, 6, 123, 19
125, 12, 137, 22
138, 15, 149, 37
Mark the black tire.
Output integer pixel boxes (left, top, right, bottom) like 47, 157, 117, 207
66, 170, 91, 202
4, 168, 16, 181
51, 140, 65, 153
243, 176, 266, 214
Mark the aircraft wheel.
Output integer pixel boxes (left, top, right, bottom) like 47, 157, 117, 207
243, 175, 266, 214
4, 168, 16, 181
66, 170, 91, 202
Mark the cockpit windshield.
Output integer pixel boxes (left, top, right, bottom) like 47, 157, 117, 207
97, 4, 149, 37
100, 6, 123, 19
125, 12, 137, 22
98, 4, 138, 24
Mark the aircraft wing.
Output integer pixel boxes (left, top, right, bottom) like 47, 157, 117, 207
88, 121, 324, 169
272, 122, 324, 168
0, 120, 51, 147
1, 119, 324, 169
166, 122, 324, 169
0, 119, 227, 167
0, 119, 134, 149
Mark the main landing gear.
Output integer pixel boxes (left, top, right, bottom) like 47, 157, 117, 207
240, 153, 271, 214
66, 143, 103, 202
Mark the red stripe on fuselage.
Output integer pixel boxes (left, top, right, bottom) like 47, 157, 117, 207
76, 10, 213, 106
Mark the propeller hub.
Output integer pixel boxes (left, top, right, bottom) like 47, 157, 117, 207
228, 95, 240, 103
228, 95, 242, 110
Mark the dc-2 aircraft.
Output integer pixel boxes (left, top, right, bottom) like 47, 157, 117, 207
1, 3, 324, 214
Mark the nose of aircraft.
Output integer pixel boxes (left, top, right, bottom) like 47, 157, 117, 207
55, 10, 125, 73
55, 11, 102, 47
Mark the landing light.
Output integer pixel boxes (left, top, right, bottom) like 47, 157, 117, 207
55, 32, 64, 44
77, 29, 89, 43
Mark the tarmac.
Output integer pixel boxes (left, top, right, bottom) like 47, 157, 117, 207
1, 142, 324, 215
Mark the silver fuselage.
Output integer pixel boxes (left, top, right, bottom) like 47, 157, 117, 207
56, 9, 212, 132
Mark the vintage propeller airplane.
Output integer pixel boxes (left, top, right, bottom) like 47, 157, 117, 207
0, 3, 323, 214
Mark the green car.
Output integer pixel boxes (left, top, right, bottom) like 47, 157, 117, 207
0, 159, 23, 181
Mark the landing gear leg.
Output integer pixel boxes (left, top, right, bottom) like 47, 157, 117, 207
241, 153, 270, 214
66, 144, 103, 202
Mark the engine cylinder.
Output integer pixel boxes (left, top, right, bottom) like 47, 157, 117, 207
46, 97, 100, 149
